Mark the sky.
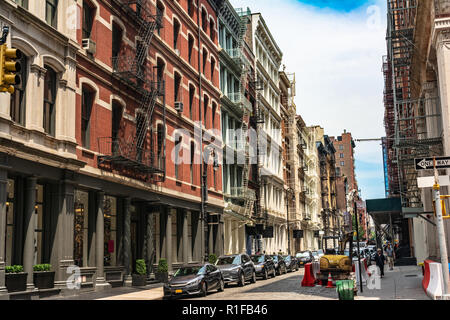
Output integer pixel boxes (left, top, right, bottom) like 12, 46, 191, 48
229, 0, 388, 200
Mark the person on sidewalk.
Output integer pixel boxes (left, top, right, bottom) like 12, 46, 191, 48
374, 248, 386, 278
386, 243, 395, 270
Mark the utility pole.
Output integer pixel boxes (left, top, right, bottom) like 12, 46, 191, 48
432, 157, 449, 297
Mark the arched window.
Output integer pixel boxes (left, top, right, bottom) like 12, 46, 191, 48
190, 141, 195, 184
212, 102, 217, 129
209, 19, 215, 41
157, 123, 165, 169
210, 56, 215, 81
189, 84, 195, 120
10, 54, 28, 126
173, 18, 181, 50
202, 47, 208, 75
203, 94, 209, 126
43, 65, 57, 136
156, 1, 165, 36
175, 135, 182, 180
188, 0, 194, 17
188, 34, 194, 64
82, 0, 96, 39
112, 22, 123, 63
174, 71, 182, 103
201, 7, 207, 32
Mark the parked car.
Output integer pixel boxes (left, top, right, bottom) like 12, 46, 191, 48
282, 255, 299, 272
250, 254, 276, 279
163, 263, 224, 299
270, 254, 287, 275
296, 251, 313, 267
317, 249, 324, 258
311, 251, 319, 262
215, 254, 256, 286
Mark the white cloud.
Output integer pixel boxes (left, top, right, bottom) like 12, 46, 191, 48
229, 0, 387, 198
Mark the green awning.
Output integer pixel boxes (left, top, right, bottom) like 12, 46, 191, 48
366, 198, 402, 214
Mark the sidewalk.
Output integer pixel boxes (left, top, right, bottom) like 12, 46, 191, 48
42, 283, 164, 300
355, 265, 429, 300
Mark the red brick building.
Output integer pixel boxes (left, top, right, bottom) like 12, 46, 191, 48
72, 0, 224, 289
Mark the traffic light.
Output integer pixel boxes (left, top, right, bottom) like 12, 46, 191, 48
0, 44, 22, 94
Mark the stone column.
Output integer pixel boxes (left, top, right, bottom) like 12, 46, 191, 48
51, 179, 76, 291
166, 208, 173, 273
123, 197, 132, 286
208, 220, 214, 257
182, 210, 189, 263
95, 191, 110, 290
23, 177, 37, 291
0, 168, 7, 295
146, 210, 156, 277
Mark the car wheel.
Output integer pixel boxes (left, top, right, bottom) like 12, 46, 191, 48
218, 279, 224, 292
238, 272, 245, 287
263, 269, 268, 280
200, 282, 207, 297
250, 271, 256, 283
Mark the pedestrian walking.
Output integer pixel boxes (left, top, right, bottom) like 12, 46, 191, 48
374, 248, 386, 277
385, 243, 395, 270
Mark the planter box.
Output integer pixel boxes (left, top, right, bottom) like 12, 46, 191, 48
155, 272, 168, 283
131, 274, 147, 287
5, 273, 28, 292
33, 271, 55, 289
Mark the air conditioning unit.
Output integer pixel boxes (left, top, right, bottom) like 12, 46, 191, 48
174, 101, 183, 113
82, 38, 96, 55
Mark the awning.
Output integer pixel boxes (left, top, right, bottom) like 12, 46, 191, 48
366, 197, 402, 225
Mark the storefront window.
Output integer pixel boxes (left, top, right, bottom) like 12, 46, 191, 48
74, 190, 89, 267
104, 196, 117, 266
35, 184, 44, 264
6, 179, 15, 266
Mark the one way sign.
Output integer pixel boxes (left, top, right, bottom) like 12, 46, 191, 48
415, 156, 450, 170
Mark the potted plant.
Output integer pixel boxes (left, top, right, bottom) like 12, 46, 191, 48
155, 259, 168, 283
33, 264, 55, 289
132, 259, 147, 287
208, 254, 217, 265
5, 265, 27, 292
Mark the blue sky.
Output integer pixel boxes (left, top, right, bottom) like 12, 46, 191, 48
229, 0, 388, 200
297, 0, 373, 11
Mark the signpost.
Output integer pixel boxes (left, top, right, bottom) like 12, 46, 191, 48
415, 156, 450, 170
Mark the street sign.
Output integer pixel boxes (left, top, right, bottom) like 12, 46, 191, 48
415, 157, 450, 170
417, 175, 450, 188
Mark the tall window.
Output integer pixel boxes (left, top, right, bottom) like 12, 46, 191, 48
188, 0, 194, 17
189, 85, 195, 119
156, 1, 165, 36
211, 102, 217, 129
46, 0, 58, 28
74, 190, 89, 267
340, 153, 344, 158
201, 8, 207, 32
43, 65, 57, 136
111, 101, 122, 152
81, 86, 94, 148
175, 135, 182, 180
188, 35, 194, 64
10, 55, 27, 126
104, 196, 117, 267
112, 23, 123, 71
203, 95, 209, 127
173, 19, 180, 50
210, 20, 215, 41
82, 1, 95, 39
190, 141, 195, 184
210, 57, 215, 81
174, 72, 181, 103
157, 124, 164, 168
202, 48, 208, 74
15, 0, 28, 9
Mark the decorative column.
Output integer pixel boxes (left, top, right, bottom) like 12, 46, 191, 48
51, 177, 76, 291
146, 210, 156, 278
23, 177, 37, 291
166, 208, 173, 273
123, 197, 132, 286
95, 191, 110, 290
0, 168, 8, 295
182, 210, 189, 263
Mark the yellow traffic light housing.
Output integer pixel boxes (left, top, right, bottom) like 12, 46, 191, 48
0, 44, 22, 94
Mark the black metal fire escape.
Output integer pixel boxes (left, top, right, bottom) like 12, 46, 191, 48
98, 0, 166, 180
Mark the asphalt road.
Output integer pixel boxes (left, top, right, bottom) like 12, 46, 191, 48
184, 267, 339, 300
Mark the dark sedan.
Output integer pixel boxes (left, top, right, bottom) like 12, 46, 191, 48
250, 254, 276, 279
163, 263, 224, 299
215, 254, 256, 286
295, 251, 313, 267
270, 254, 287, 275
282, 255, 299, 272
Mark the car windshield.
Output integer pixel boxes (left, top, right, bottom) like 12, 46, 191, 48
283, 255, 290, 261
250, 255, 265, 263
173, 266, 205, 277
217, 256, 240, 265
312, 252, 318, 256
317, 250, 324, 255
271, 256, 279, 262
297, 252, 310, 258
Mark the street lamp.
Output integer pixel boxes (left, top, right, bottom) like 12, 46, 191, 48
202, 145, 219, 262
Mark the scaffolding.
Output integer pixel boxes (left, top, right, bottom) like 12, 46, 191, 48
98, 0, 165, 180
385, 0, 443, 208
